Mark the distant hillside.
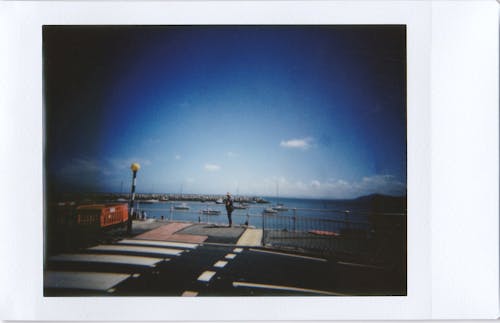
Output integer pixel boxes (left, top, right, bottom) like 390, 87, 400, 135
353, 193, 405, 202
352, 193, 407, 213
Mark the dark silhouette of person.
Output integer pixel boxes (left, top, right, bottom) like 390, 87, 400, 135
224, 192, 234, 227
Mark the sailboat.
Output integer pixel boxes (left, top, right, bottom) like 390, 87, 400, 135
201, 208, 221, 215
272, 182, 288, 212
174, 202, 190, 210
263, 207, 278, 214
233, 186, 249, 209
174, 184, 190, 210
233, 203, 249, 209
116, 181, 127, 202
143, 185, 159, 203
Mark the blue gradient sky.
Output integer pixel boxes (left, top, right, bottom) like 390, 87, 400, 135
44, 26, 406, 198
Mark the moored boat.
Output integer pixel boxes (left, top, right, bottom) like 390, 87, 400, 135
263, 207, 278, 214
272, 204, 288, 212
202, 208, 221, 215
174, 202, 190, 210
233, 203, 249, 209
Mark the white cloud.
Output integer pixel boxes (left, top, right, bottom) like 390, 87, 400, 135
244, 175, 405, 199
310, 180, 321, 188
226, 151, 239, 158
175, 154, 181, 160
204, 164, 221, 172
321, 175, 406, 198
280, 137, 313, 150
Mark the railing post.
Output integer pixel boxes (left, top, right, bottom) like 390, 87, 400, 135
293, 208, 297, 232
344, 210, 351, 231
261, 212, 265, 246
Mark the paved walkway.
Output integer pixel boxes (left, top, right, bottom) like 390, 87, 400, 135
133, 222, 208, 244
177, 223, 245, 244
132, 222, 260, 245
236, 228, 263, 246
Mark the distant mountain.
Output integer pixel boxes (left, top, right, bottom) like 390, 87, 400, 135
353, 193, 405, 202
352, 193, 407, 214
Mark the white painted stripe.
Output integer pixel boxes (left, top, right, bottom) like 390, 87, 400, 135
45, 271, 131, 291
225, 253, 236, 260
88, 245, 183, 256
213, 260, 228, 268
337, 261, 387, 270
236, 228, 263, 246
249, 248, 326, 262
233, 248, 243, 253
182, 290, 198, 296
49, 254, 163, 267
232, 281, 346, 296
197, 271, 216, 282
119, 239, 198, 249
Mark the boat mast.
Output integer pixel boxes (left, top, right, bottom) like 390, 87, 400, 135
276, 181, 279, 205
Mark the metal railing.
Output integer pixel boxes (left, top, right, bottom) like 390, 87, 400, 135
262, 212, 405, 270
134, 203, 405, 264
262, 213, 369, 250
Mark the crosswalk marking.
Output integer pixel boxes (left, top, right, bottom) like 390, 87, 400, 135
45, 271, 131, 291
118, 239, 198, 250
88, 245, 183, 257
225, 253, 236, 260
49, 253, 164, 267
197, 271, 216, 282
233, 248, 243, 253
213, 260, 228, 268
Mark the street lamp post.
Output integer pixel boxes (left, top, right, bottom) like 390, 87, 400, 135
127, 162, 140, 235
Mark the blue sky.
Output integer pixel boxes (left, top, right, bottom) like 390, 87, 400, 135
44, 26, 406, 199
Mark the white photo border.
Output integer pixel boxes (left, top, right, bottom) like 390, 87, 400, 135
4, 0, 495, 320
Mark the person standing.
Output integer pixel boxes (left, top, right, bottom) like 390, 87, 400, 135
224, 192, 234, 227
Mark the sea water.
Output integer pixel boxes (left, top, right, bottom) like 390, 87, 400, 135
134, 196, 405, 230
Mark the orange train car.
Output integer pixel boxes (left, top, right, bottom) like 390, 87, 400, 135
76, 203, 129, 228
